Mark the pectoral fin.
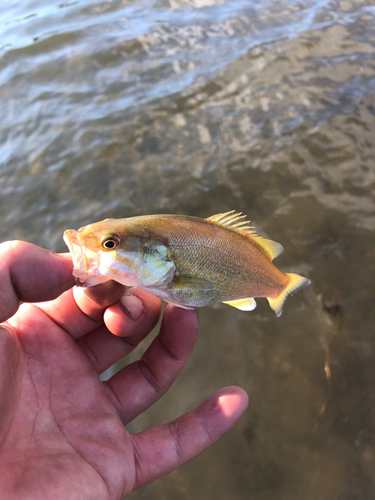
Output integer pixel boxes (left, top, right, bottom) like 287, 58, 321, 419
223, 297, 257, 311
170, 276, 215, 292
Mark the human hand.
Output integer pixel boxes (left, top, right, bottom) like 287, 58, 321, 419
0, 241, 248, 500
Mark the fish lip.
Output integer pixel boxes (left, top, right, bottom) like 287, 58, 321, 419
63, 229, 100, 286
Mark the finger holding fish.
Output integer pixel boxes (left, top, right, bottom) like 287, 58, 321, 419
73, 280, 126, 322
37, 279, 126, 339
38, 283, 162, 374
78, 290, 161, 374
103, 288, 161, 338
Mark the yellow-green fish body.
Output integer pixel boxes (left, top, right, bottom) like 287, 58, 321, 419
63, 211, 310, 316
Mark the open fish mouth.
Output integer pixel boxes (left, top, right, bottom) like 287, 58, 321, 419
63, 229, 101, 286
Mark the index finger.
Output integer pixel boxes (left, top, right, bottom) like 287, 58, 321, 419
0, 241, 75, 323
35, 277, 127, 339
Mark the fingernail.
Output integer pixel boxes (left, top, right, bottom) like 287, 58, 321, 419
120, 294, 144, 321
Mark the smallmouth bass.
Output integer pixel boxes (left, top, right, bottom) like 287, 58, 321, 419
63, 211, 310, 316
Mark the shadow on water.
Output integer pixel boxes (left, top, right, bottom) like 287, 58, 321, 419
1, 0, 375, 498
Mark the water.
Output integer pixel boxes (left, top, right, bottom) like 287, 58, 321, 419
1, 0, 375, 498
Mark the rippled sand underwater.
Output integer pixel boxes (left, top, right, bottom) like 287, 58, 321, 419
1, 0, 375, 498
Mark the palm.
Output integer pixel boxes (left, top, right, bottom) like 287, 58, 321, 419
3, 307, 136, 499
0, 242, 248, 500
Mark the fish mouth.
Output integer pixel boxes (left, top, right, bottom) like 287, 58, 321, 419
63, 229, 102, 287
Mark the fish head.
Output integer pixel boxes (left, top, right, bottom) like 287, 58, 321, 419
63, 219, 144, 287
63, 218, 175, 288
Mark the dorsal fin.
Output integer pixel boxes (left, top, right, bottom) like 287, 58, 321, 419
206, 210, 284, 261
206, 210, 257, 234
255, 237, 284, 261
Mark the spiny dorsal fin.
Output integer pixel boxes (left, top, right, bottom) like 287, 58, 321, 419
206, 210, 284, 261
206, 210, 257, 234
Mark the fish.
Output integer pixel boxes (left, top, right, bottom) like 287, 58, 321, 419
63, 211, 310, 317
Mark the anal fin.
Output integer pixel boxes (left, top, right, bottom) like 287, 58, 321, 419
223, 297, 257, 311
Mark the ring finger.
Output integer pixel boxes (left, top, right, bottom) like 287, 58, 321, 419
103, 305, 199, 425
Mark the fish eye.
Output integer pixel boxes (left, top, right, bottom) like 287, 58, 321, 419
100, 234, 121, 251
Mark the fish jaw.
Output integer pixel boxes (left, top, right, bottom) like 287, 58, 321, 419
63, 229, 110, 287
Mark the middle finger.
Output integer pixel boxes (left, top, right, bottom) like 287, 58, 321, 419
37, 280, 126, 339
78, 289, 162, 373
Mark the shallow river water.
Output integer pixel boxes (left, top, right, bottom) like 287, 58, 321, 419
1, 0, 375, 498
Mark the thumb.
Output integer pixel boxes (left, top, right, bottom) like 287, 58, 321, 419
0, 241, 75, 323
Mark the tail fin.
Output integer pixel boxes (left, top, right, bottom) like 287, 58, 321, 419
267, 273, 311, 317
